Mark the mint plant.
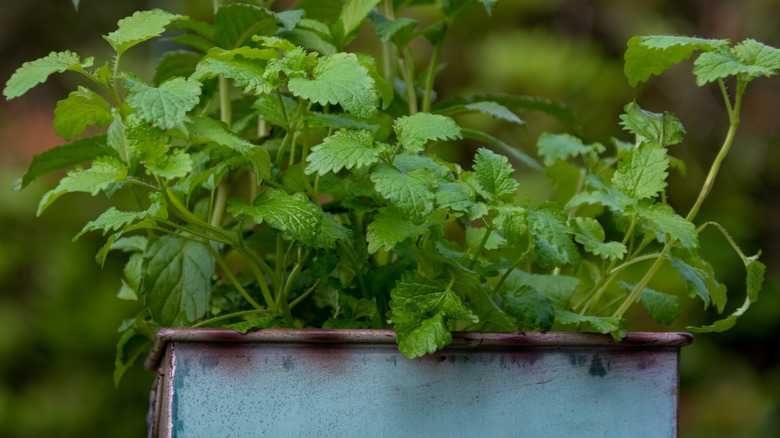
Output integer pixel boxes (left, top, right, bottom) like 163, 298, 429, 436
4, 1, 773, 384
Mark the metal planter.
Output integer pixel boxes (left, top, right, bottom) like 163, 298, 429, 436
145, 328, 692, 437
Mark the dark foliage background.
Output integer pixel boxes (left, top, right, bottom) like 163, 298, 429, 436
0, 1, 777, 436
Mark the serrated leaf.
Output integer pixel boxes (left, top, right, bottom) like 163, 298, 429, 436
435, 180, 476, 213
499, 206, 528, 245
227, 315, 283, 333
53, 86, 113, 141
565, 187, 633, 214
146, 149, 193, 179
254, 93, 299, 127
335, 0, 382, 46
465, 227, 506, 250
143, 235, 215, 326
75, 202, 164, 240
694, 39, 780, 85
154, 51, 202, 86
122, 73, 201, 129
104, 9, 186, 55
214, 3, 280, 49
639, 203, 698, 249
671, 255, 726, 311
4, 51, 93, 99
305, 129, 378, 175
619, 101, 685, 147
18, 134, 108, 189
504, 270, 579, 309
316, 212, 353, 249
38, 156, 127, 215
191, 47, 279, 95
123, 116, 169, 165
434, 100, 525, 126
612, 143, 669, 200
555, 310, 625, 340
288, 53, 378, 118
370, 164, 436, 224
228, 189, 322, 246
396, 312, 450, 359
189, 117, 271, 183
536, 133, 605, 166
572, 217, 627, 261
528, 202, 580, 270
369, 11, 417, 44
472, 147, 519, 201
393, 113, 462, 154
624, 35, 729, 86
638, 286, 680, 325
502, 286, 555, 331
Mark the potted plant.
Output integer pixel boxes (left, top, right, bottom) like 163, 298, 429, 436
4, 0, 773, 436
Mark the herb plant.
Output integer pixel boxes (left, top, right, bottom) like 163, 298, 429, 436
4, 1, 773, 384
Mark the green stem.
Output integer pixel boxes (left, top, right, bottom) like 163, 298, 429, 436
613, 248, 670, 317
193, 309, 269, 328
289, 279, 322, 310
381, 0, 396, 82
398, 49, 417, 115
493, 245, 533, 296
697, 221, 750, 264
468, 222, 493, 270
205, 242, 265, 310
422, 38, 445, 113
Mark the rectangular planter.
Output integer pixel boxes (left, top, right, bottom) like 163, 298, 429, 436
145, 328, 692, 438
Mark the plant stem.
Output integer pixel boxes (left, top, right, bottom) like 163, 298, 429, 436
205, 242, 265, 310
613, 247, 669, 317
193, 309, 270, 328
289, 279, 322, 309
468, 221, 493, 271
422, 39, 444, 113
398, 48, 417, 114
338, 240, 368, 298
493, 245, 533, 296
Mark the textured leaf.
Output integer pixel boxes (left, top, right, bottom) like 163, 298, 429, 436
75, 202, 164, 240
393, 113, 462, 154
671, 255, 726, 311
639, 287, 681, 325
396, 312, 450, 359
370, 164, 436, 224
154, 51, 204, 86
503, 270, 579, 309
122, 73, 202, 129
435, 181, 476, 213
619, 101, 685, 147
53, 86, 113, 141
555, 310, 625, 340
305, 129, 378, 175
335, 0, 382, 46
536, 133, 605, 166
502, 286, 555, 331
254, 93, 299, 127
366, 208, 428, 253
4, 51, 93, 99
114, 329, 153, 387
572, 217, 627, 261
499, 206, 528, 245
565, 187, 633, 214
189, 116, 254, 155
146, 149, 193, 179
694, 39, 780, 85
227, 315, 284, 333
37, 156, 127, 215
228, 189, 321, 246
528, 202, 580, 270
262, 46, 318, 88
465, 227, 506, 250
369, 12, 417, 44
639, 203, 698, 249
472, 147, 519, 201
612, 142, 669, 199
624, 35, 729, 86
124, 116, 169, 165
143, 235, 215, 326
315, 212, 353, 249
104, 9, 186, 55
214, 3, 279, 49
288, 53, 378, 118
18, 135, 108, 189
191, 47, 278, 95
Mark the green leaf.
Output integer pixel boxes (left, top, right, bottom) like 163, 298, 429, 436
671, 255, 726, 311
503, 270, 579, 309
305, 129, 378, 175
434, 100, 525, 126
536, 133, 605, 166
316, 212, 353, 249
369, 11, 418, 44
694, 39, 780, 85
612, 143, 669, 200
571, 217, 627, 261
146, 149, 193, 179
53, 86, 114, 141
624, 35, 729, 86
502, 286, 555, 331
499, 206, 528, 245
17, 134, 108, 190
639, 287, 681, 325
555, 310, 625, 340
435, 180, 476, 213
191, 47, 279, 95
472, 147, 519, 201
461, 128, 542, 170
396, 312, 450, 359
104, 9, 186, 55
228, 189, 322, 246
227, 315, 283, 333
122, 73, 202, 129
393, 113, 462, 154
335, 0, 382, 46
191, 116, 272, 183
75, 202, 164, 241
154, 51, 205, 86
565, 187, 633, 214
442, 0, 494, 18
143, 235, 215, 326
214, 3, 280, 49
124, 115, 169, 165
639, 203, 698, 249
465, 227, 506, 250
527, 202, 580, 270
288, 53, 378, 118
114, 329, 153, 387
37, 156, 127, 215
370, 164, 436, 224
4, 51, 94, 99
619, 101, 685, 147
254, 93, 299, 127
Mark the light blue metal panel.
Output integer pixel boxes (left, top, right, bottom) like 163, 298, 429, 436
149, 330, 689, 438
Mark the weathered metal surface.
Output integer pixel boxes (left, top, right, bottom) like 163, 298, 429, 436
147, 329, 692, 438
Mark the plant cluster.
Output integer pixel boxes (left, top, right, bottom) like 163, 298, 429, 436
4, 0, 773, 383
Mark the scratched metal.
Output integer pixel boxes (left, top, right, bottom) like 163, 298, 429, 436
147, 329, 692, 438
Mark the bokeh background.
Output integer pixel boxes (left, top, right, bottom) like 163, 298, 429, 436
1, 1, 778, 436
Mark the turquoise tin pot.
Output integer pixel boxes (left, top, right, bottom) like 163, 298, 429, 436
145, 328, 692, 437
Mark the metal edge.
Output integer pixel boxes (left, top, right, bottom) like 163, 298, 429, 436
143, 328, 693, 371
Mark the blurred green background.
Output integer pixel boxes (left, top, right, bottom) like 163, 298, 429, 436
0, 1, 778, 436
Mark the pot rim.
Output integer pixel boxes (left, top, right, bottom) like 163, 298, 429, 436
143, 328, 693, 371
